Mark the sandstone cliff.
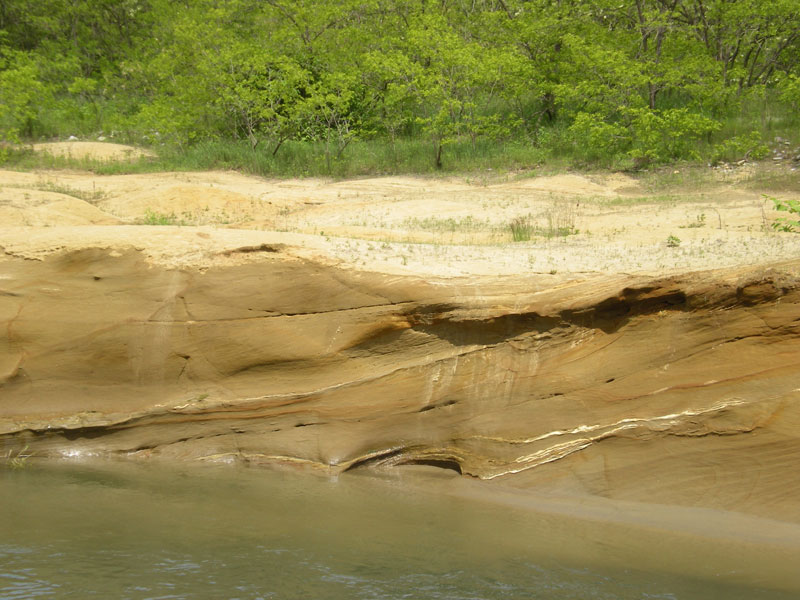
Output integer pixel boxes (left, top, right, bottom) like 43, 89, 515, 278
2, 159, 800, 524
2, 233, 798, 522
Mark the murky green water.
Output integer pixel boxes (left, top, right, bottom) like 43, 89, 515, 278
1, 461, 797, 600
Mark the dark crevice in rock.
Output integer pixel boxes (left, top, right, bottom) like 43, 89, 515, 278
405, 283, 710, 348
561, 287, 688, 333
59, 427, 111, 441
220, 243, 284, 255
397, 458, 463, 474
343, 447, 465, 476
419, 399, 457, 413
415, 312, 560, 347
343, 448, 404, 472
403, 304, 461, 326
167, 301, 420, 322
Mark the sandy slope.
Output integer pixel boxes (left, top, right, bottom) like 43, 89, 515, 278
2, 147, 800, 276
32, 141, 154, 161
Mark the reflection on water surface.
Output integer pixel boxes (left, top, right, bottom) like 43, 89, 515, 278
0, 461, 797, 599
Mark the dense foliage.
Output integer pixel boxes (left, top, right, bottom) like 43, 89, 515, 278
1, 0, 798, 171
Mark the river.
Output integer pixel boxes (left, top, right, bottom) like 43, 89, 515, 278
1, 460, 797, 599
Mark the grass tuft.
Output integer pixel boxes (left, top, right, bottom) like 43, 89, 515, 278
139, 209, 183, 226
510, 216, 534, 241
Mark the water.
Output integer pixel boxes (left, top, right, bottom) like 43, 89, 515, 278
1, 461, 797, 600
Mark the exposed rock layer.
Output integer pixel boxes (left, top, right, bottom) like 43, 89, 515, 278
1, 245, 799, 521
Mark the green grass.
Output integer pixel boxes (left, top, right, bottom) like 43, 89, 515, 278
153, 137, 552, 178
742, 167, 800, 192
636, 166, 717, 193
0, 137, 552, 178
2, 94, 797, 180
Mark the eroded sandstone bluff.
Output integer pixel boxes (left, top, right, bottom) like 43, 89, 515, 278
2, 246, 799, 520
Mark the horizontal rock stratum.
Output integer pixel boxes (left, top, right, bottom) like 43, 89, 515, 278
2, 232, 799, 522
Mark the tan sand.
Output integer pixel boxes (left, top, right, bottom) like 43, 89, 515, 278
2, 162, 799, 276
32, 141, 154, 161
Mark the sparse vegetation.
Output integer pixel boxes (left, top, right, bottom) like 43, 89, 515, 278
140, 209, 182, 226
7, 179, 108, 203
680, 213, 706, 229
403, 215, 489, 233
4, 445, 32, 469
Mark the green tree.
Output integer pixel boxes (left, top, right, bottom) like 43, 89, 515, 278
214, 48, 310, 154
0, 48, 51, 142
399, 10, 516, 168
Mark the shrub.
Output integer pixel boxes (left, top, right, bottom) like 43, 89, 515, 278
767, 195, 800, 232
712, 131, 769, 163
626, 107, 720, 166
